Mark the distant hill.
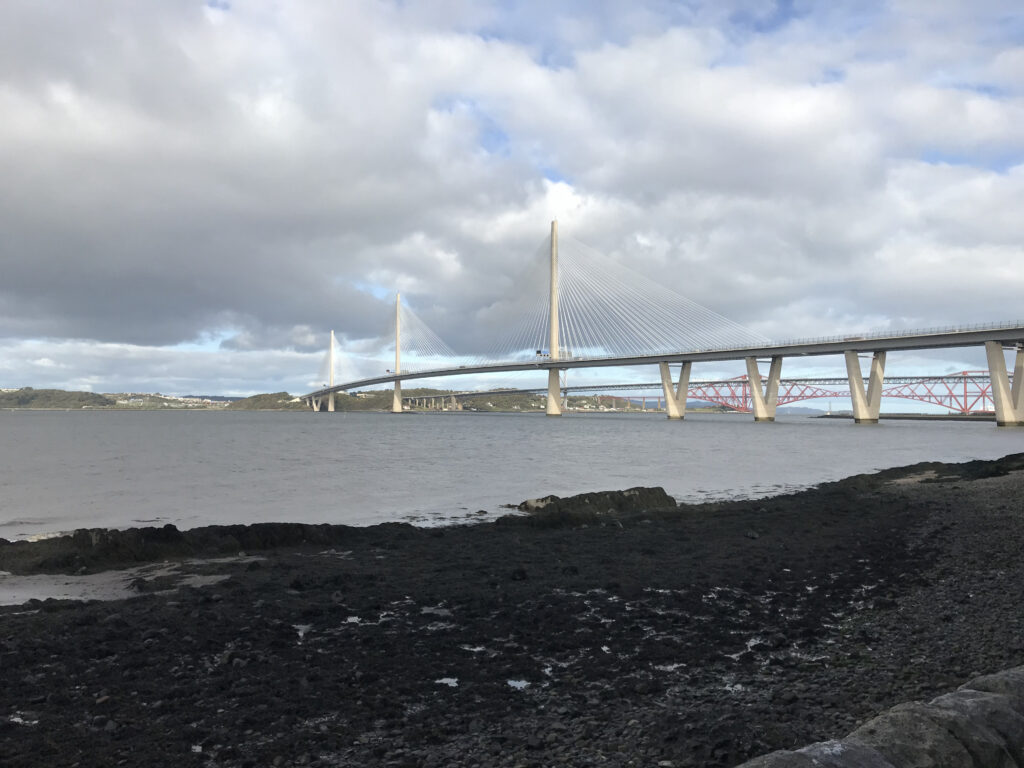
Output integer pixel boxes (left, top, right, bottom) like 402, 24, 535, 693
225, 392, 308, 410
319, 388, 455, 411
0, 387, 115, 409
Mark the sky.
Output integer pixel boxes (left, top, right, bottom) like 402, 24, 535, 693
1, 0, 1022, 396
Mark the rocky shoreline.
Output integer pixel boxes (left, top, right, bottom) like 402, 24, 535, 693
2, 453, 1024, 767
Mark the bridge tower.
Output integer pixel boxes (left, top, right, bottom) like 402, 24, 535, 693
392, 293, 403, 414
327, 329, 336, 412
546, 220, 562, 416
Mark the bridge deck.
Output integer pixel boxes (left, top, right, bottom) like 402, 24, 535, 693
304, 324, 1024, 399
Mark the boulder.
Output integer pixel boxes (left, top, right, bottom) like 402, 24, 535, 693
929, 689, 1024, 766
798, 740, 895, 767
734, 667, 1024, 768
509, 487, 677, 527
962, 667, 1024, 713
729, 751, 819, 768
847, 704, 977, 768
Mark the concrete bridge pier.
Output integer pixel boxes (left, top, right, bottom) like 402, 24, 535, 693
845, 350, 886, 423
546, 369, 563, 416
391, 293, 403, 414
327, 330, 336, 412
310, 396, 322, 412
659, 361, 691, 419
746, 356, 782, 422
985, 341, 1024, 426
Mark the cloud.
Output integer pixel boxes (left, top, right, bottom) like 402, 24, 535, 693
0, 0, 1021, 394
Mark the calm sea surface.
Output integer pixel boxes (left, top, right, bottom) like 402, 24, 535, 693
1, 410, 1021, 540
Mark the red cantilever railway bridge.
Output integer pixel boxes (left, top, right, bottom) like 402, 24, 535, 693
432, 371, 998, 415
684, 371, 994, 414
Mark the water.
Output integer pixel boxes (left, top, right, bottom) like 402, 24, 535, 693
0, 410, 1021, 541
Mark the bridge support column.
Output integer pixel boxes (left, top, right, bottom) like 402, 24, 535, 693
745, 356, 782, 422
327, 330, 335, 412
391, 293, 403, 414
546, 369, 563, 416
659, 361, 691, 420
392, 382, 403, 414
845, 350, 885, 423
985, 342, 1024, 426
311, 396, 321, 412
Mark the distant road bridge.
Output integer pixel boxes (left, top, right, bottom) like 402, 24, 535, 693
304, 222, 1024, 426
404, 372, 999, 415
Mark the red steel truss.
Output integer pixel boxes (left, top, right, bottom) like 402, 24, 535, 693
689, 371, 994, 414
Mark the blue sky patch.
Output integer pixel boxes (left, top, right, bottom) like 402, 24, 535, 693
352, 280, 394, 301
919, 149, 1021, 173
434, 96, 511, 156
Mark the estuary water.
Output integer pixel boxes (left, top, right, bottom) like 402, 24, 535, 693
1, 409, 1021, 540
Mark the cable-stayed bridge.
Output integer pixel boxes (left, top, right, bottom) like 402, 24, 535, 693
304, 222, 1024, 426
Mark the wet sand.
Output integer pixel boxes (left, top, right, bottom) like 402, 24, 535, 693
1, 454, 1023, 767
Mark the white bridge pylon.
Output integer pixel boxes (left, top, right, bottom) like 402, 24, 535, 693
308, 221, 1024, 426
547, 220, 562, 416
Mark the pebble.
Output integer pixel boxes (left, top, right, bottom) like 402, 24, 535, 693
2, 460, 1024, 767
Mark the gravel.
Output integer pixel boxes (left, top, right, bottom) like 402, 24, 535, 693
1, 453, 1023, 767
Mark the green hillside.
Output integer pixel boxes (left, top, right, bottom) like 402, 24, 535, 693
225, 392, 308, 410
326, 388, 454, 411
0, 388, 115, 409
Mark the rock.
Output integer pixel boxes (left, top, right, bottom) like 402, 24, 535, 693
846, 704, 976, 768
797, 741, 895, 767
932, 688, 1024, 763
961, 667, 1024, 713
737, 685, 1024, 768
509, 487, 676, 527
732, 751, 818, 767
6, 454, 1024, 768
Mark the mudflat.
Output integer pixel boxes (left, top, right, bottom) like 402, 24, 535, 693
2, 454, 1023, 767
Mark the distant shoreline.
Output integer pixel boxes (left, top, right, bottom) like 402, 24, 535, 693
4, 407, 999, 420
817, 412, 995, 422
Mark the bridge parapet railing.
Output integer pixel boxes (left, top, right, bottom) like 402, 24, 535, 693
764, 319, 1024, 350
378, 320, 1024, 378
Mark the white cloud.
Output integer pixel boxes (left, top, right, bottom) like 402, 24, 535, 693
0, 1, 1020, 395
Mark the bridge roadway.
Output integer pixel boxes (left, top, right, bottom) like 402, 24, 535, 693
304, 322, 1024, 425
